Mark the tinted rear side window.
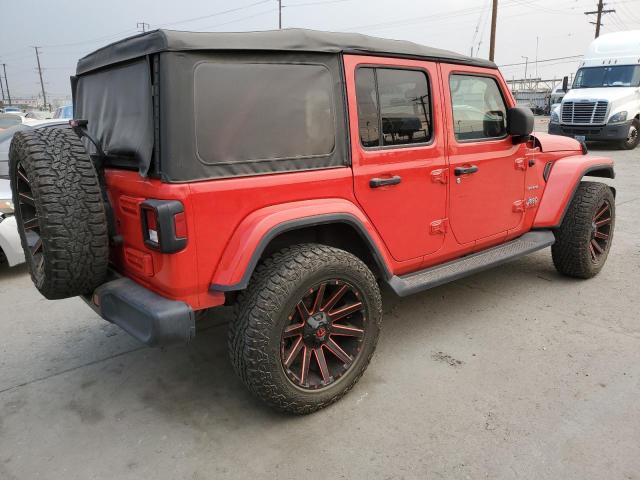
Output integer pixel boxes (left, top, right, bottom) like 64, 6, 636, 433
355, 67, 432, 148
194, 63, 335, 165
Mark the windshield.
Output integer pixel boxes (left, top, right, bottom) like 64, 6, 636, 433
573, 65, 640, 88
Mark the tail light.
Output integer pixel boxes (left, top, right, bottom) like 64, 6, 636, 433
140, 199, 187, 253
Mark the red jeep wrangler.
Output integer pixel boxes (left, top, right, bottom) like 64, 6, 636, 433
9, 29, 615, 414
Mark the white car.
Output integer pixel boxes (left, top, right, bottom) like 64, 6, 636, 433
0, 119, 67, 267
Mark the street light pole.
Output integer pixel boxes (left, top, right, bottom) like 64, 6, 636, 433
278, 0, 282, 29
521, 56, 529, 89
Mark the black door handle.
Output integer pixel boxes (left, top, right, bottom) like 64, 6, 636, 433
369, 175, 401, 188
454, 165, 479, 176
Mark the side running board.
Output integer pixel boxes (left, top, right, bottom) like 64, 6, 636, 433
387, 230, 555, 297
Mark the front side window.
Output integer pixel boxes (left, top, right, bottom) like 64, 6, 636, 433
449, 74, 507, 141
356, 67, 432, 148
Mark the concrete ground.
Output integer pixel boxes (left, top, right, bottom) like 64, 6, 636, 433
1, 137, 638, 480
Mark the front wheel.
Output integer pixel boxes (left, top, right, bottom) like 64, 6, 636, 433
552, 182, 615, 279
229, 244, 382, 414
619, 118, 639, 150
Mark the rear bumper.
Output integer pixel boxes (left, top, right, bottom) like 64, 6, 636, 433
548, 121, 631, 141
83, 277, 195, 347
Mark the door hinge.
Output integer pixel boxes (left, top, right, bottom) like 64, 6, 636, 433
430, 168, 448, 184
430, 218, 448, 235
514, 158, 527, 170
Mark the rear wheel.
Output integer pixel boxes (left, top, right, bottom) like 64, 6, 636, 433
229, 244, 382, 414
552, 182, 614, 279
9, 128, 109, 299
619, 118, 639, 150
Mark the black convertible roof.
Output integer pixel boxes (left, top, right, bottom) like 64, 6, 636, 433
76, 28, 496, 75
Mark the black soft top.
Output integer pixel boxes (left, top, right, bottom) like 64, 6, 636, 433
76, 28, 496, 75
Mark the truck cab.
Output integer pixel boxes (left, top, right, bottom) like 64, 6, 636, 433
549, 30, 640, 150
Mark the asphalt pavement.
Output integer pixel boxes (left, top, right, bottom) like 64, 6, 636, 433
0, 130, 638, 480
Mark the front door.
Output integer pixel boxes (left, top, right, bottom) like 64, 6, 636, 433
344, 55, 448, 262
440, 66, 527, 244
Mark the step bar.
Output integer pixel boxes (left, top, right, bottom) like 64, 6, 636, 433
388, 231, 556, 297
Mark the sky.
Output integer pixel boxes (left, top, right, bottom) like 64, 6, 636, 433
1, 0, 640, 101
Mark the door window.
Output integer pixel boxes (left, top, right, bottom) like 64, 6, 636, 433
449, 74, 507, 141
356, 67, 432, 148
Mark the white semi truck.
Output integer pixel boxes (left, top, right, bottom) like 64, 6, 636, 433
549, 30, 640, 150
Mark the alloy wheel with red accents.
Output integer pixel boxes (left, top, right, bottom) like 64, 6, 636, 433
280, 280, 367, 390
229, 244, 382, 414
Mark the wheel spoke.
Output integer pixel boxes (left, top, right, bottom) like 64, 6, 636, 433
296, 300, 310, 320
300, 346, 312, 385
325, 337, 352, 365
594, 204, 609, 221
283, 323, 304, 338
589, 242, 597, 261
320, 284, 348, 313
594, 231, 609, 240
591, 239, 604, 254
17, 168, 29, 185
595, 218, 611, 228
23, 217, 39, 230
311, 282, 326, 314
31, 238, 42, 256
19, 192, 35, 207
315, 347, 330, 384
329, 301, 363, 322
284, 336, 304, 367
331, 323, 364, 338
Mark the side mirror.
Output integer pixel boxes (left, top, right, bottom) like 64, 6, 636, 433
562, 76, 569, 92
507, 106, 534, 144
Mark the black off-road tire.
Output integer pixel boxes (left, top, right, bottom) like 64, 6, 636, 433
228, 244, 383, 414
552, 181, 615, 279
618, 118, 639, 150
9, 128, 109, 299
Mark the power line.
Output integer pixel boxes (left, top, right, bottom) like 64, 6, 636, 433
498, 54, 582, 67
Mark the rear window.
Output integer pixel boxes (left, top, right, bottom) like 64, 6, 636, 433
194, 63, 335, 166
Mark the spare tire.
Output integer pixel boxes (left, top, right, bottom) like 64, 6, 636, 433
9, 127, 109, 299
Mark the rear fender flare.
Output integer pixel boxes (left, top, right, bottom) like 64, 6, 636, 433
533, 155, 615, 229
210, 199, 393, 292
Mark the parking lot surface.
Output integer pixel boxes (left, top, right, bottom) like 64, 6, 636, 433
1, 137, 638, 479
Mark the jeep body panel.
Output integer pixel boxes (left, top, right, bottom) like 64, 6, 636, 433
88, 32, 614, 320
532, 155, 615, 229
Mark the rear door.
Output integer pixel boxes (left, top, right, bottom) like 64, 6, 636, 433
440, 65, 527, 244
344, 55, 448, 262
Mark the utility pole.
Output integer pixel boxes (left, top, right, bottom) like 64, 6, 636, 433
33, 47, 47, 111
0, 70, 5, 102
137, 22, 150, 33
278, 0, 282, 29
2, 64, 11, 105
585, 0, 615, 38
489, 0, 498, 61
522, 56, 529, 89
